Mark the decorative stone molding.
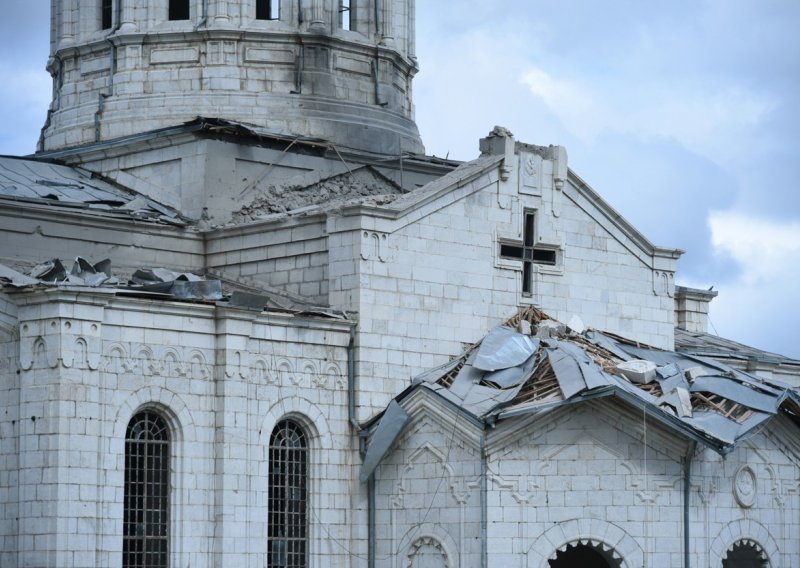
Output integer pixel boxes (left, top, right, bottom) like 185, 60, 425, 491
487, 470, 540, 505
710, 519, 779, 567
19, 319, 102, 370
527, 519, 643, 568
406, 535, 450, 568
733, 465, 757, 508
652, 270, 675, 297
101, 342, 211, 379
391, 442, 479, 509
361, 231, 393, 262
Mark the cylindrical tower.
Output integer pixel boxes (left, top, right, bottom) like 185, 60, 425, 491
40, 0, 423, 155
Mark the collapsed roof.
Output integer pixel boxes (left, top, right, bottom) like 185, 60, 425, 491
397, 307, 800, 456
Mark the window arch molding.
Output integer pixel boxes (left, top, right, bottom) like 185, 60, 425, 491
123, 409, 173, 567
260, 397, 332, 565
110, 388, 199, 565
710, 519, 779, 567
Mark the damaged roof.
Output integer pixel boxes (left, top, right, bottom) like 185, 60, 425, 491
404, 307, 800, 455
234, 164, 405, 223
676, 327, 800, 368
0, 155, 184, 224
0, 258, 346, 319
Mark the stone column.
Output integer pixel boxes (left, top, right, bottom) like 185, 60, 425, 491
309, 0, 327, 32
120, 0, 137, 31
379, 0, 394, 46
58, 0, 76, 47
213, 0, 230, 24
212, 307, 259, 567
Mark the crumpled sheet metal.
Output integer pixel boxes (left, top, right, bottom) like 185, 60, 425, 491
474, 327, 538, 371
585, 330, 632, 361
412, 357, 462, 385
448, 353, 535, 416
130, 268, 223, 300
408, 317, 800, 454
360, 400, 411, 482
0, 264, 40, 287
547, 340, 608, 399
690, 376, 780, 415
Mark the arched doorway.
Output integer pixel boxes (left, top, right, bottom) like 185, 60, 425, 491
549, 541, 623, 568
722, 539, 770, 568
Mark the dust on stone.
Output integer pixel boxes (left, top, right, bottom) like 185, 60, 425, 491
234, 168, 403, 222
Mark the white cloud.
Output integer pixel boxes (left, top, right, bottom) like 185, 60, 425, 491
519, 67, 600, 143
519, 63, 775, 166
702, 211, 800, 358
709, 211, 800, 285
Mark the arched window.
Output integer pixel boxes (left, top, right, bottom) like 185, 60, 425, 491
549, 541, 622, 568
169, 0, 190, 20
123, 410, 171, 568
722, 539, 770, 568
268, 419, 308, 567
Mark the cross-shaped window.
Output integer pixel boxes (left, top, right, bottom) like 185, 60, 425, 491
499, 210, 556, 295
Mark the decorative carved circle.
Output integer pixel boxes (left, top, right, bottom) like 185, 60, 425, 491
733, 465, 757, 508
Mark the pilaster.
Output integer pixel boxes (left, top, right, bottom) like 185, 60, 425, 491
212, 306, 260, 567
12, 289, 109, 568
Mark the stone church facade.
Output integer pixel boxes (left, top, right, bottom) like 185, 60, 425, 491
1, 1, 799, 567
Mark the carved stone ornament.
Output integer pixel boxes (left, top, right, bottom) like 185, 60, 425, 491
733, 465, 757, 508
407, 536, 450, 568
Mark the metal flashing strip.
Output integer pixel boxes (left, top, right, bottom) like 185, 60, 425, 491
360, 400, 411, 482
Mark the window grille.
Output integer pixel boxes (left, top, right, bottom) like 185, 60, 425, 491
268, 419, 308, 568
169, 0, 190, 21
123, 411, 171, 568
101, 0, 113, 29
256, 0, 280, 20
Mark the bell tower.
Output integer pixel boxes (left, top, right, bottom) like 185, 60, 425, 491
40, 0, 423, 155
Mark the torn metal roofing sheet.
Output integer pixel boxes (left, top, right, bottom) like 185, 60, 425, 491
0, 156, 183, 223
403, 306, 800, 454
0, 258, 346, 319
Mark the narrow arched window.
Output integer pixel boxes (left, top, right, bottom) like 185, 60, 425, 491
169, 0, 190, 20
268, 419, 308, 567
124, 410, 171, 568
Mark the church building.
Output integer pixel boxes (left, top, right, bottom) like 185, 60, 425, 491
1, 1, 799, 567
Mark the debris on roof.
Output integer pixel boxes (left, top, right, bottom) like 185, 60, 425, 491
0, 156, 185, 225
0, 257, 347, 319
233, 165, 404, 223
406, 306, 800, 454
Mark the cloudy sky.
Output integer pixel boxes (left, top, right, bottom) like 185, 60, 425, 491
1, 1, 799, 358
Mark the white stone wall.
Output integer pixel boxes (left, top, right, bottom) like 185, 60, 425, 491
0, 293, 19, 568
1, 289, 356, 567
208, 217, 330, 305
376, 392, 800, 568
328, 143, 677, 420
